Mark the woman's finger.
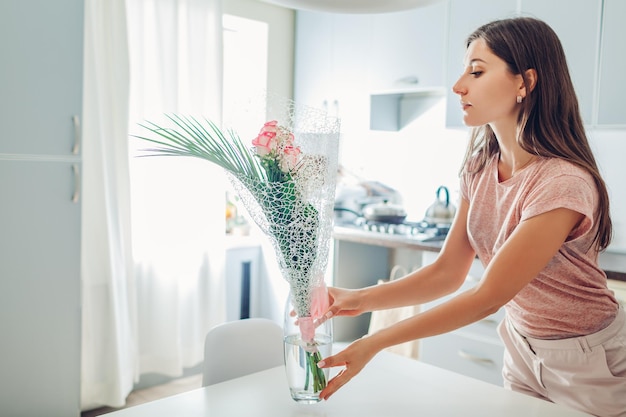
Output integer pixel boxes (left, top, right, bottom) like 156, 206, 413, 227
319, 368, 352, 400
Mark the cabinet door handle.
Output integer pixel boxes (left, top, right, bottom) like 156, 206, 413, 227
72, 115, 81, 155
457, 349, 495, 366
72, 164, 80, 203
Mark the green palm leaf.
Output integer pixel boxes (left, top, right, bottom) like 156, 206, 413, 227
135, 114, 267, 180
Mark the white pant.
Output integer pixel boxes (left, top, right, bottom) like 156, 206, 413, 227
498, 307, 626, 417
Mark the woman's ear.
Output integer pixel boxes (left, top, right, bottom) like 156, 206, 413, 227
523, 68, 538, 94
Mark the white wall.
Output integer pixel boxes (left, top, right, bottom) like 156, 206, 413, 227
223, 0, 295, 98
589, 129, 626, 253
340, 98, 467, 223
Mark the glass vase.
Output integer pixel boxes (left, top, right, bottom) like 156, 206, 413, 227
283, 291, 333, 404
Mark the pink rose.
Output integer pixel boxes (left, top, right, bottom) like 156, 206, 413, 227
285, 132, 295, 146
252, 120, 279, 155
279, 145, 301, 172
252, 132, 276, 156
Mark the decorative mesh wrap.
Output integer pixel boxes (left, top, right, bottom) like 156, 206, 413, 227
228, 94, 340, 318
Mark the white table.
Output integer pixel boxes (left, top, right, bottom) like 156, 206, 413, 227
107, 351, 591, 416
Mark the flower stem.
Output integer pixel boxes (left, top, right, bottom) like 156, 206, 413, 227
304, 351, 311, 391
305, 348, 326, 393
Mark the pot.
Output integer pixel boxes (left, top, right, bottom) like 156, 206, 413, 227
424, 186, 456, 225
362, 200, 407, 224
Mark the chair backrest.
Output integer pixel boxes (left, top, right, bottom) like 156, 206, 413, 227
202, 318, 284, 386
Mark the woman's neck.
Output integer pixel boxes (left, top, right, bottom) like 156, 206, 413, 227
492, 124, 536, 181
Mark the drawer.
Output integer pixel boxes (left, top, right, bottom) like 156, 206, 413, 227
420, 332, 504, 386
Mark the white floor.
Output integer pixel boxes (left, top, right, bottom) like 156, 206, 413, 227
81, 374, 202, 416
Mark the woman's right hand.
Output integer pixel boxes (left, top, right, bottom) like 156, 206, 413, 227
315, 286, 366, 327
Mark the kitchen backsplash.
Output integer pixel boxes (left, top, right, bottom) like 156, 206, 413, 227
339, 97, 626, 255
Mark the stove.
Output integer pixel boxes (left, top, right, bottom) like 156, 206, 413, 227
344, 217, 450, 242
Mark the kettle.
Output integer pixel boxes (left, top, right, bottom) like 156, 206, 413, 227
424, 186, 456, 225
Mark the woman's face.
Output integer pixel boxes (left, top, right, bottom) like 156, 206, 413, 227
452, 38, 523, 128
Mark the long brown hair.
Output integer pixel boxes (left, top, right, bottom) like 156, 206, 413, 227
460, 17, 612, 251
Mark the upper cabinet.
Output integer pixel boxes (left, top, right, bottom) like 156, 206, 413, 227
445, 0, 624, 128
0, 0, 83, 156
294, 3, 448, 133
293, 12, 372, 135
294, 0, 625, 132
368, 2, 447, 131
293, 11, 334, 114
520, 0, 602, 126
368, 2, 447, 92
597, 0, 626, 127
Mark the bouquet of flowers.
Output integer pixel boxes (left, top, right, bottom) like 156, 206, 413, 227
137, 96, 340, 398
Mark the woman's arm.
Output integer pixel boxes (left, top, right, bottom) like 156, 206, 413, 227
318, 206, 584, 400
322, 199, 476, 320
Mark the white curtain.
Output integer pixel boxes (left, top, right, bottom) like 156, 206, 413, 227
81, 0, 136, 409
81, 0, 226, 409
126, 0, 227, 377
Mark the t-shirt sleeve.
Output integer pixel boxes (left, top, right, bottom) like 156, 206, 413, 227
521, 173, 596, 240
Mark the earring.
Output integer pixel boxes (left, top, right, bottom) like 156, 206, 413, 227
516, 95, 523, 104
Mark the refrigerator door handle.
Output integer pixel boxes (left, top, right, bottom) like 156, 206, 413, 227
72, 115, 81, 155
72, 164, 80, 203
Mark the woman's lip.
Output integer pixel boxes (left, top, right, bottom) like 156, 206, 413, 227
461, 102, 471, 111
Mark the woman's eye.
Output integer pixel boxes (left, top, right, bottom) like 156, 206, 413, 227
470, 71, 483, 77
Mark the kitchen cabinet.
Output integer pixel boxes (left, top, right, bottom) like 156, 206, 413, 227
368, 2, 447, 131
418, 252, 505, 386
332, 240, 390, 342
520, 0, 601, 126
0, 160, 81, 413
368, 2, 447, 92
293, 11, 333, 116
0, 0, 83, 416
294, 6, 449, 134
0, 1, 83, 155
445, 0, 617, 128
596, 0, 626, 126
293, 11, 372, 136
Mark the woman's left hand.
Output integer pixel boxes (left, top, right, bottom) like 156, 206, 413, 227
317, 336, 378, 400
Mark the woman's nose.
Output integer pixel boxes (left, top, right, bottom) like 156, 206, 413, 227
452, 79, 465, 97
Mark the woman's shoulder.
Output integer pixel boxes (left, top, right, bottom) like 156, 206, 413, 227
534, 157, 593, 182
528, 157, 597, 203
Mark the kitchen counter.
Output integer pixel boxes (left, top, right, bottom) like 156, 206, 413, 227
333, 226, 626, 282
333, 225, 444, 253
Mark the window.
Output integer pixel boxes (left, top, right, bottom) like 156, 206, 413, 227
223, 14, 269, 130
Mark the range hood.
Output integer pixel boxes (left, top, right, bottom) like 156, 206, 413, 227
259, 0, 443, 14
370, 87, 445, 131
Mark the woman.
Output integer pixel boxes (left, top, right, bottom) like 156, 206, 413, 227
317, 17, 625, 416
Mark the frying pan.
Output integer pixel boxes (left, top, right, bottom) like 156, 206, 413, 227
335, 200, 407, 224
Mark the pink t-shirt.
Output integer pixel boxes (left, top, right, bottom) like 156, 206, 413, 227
461, 154, 618, 339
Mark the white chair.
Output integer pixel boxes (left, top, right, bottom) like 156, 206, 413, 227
202, 318, 284, 386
